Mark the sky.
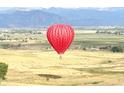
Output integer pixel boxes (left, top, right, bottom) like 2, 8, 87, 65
0, 0, 124, 7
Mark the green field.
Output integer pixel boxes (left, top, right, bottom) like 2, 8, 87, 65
73, 33, 124, 49
0, 30, 124, 50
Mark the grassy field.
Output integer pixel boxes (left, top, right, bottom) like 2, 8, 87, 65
0, 30, 124, 86
73, 33, 124, 48
1, 31, 124, 50
0, 49, 124, 85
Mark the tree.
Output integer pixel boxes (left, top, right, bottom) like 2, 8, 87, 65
111, 46, 123, 53
0, 63, 8, 84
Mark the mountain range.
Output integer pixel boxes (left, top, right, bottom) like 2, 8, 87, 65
0, 7, 124, 28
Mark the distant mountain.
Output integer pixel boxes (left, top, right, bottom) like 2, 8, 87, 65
0, 7, 124, 28
44, 7, 124, 26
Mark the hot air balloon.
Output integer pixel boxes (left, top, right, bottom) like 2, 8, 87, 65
47, 24, 75, 59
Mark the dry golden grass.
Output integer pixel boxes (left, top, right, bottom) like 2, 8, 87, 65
0, 49, 124, 86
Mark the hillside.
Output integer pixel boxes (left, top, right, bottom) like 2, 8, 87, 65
0, 7, 124, 27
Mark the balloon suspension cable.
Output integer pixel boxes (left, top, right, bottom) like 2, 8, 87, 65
59, 54, 62, 60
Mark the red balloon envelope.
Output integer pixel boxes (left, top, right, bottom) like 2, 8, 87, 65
47, 24, 74, 54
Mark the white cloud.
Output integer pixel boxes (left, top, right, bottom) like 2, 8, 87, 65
96, 8, 112, 11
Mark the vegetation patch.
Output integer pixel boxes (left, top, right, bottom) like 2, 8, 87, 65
101, 60, 113, 64
74, 67, 124, 75
37, 74, 62, 81
84, 81, 104, 85
111, 46, 123, 53
0, 63, 8, 80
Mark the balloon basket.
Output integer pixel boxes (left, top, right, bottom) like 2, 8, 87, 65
59, 55, 62, 60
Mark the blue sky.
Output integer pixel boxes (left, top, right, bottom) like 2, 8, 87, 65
0, 0, 123, 7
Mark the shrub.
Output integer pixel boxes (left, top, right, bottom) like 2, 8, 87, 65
111, 46, 123, 53
108, 60, 112, 63
1, 44, 10, 49
0, 63, 8, 80
83, 47, 86, 50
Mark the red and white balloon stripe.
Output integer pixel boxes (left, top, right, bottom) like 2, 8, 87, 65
47, 24, 75, 54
